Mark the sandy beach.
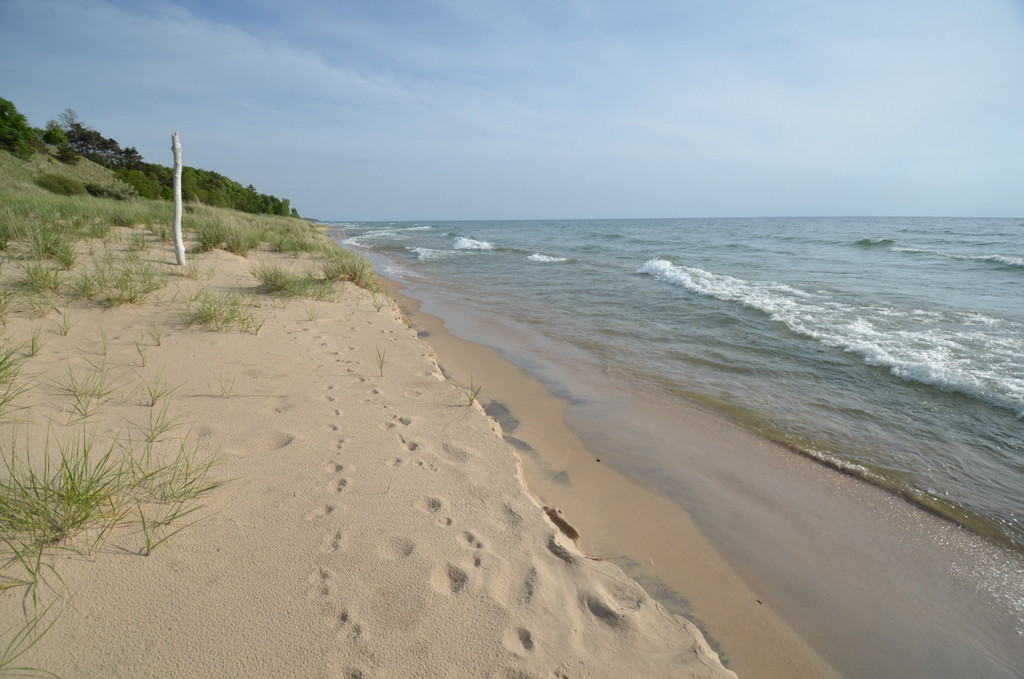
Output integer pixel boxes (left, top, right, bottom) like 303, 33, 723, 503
0, 232, 736, 678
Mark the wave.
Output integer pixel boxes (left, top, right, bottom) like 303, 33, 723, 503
638, 258, 1024, 416
892, 247, 1024, 269
528, 253, 568, 263
855, 238, 895, 247
408, 247, 456, 261
339, 226, 433, 248
453, 237, 495, 251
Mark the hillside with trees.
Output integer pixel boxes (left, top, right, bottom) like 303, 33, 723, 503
0, 97, 298, 217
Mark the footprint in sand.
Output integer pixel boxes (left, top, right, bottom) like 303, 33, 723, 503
327, 478, 349, 493
321, 529, 345, 553
304, 505, 336, 522
332, 609, 363, 642
382, 415, 412, 430
430, 563, 470, 595
502, 627, 536, 656
378, 536, 416, 560
414, 496, 443, 514
306, 567, 337, 599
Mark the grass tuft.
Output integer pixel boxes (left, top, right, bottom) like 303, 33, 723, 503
181, 290, 263, 334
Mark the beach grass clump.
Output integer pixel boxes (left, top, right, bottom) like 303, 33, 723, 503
64, 360, 119, 422
0, 427, 223, 571
319, 247, 377, 291
70, 260, 166, 307
222, 225, 262, 257
251, 261, 334, 300
0, 341, 30, 421
0, 208, 15, 250
181, 290, 263, 334
18, 261, 63, 295
18, 223, 77, 270
0, 431, 131, 550
191, 217, 230, 254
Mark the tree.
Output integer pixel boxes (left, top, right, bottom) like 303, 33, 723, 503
0, 98, 35, 156
41, 121, 68, 146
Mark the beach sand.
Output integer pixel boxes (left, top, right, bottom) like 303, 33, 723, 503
0, 235, 735, 678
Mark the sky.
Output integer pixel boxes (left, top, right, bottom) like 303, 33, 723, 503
2, 0, 1023, 220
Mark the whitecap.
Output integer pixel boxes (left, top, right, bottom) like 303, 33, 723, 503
408, 247, 455, 261
528, 253, 568, 263
453, 237, 494, 250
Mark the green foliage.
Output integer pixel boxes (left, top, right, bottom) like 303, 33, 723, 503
34, 173, 86, 196
0, 99, 34, 155
84, 181, 138, 201
54, 144, 80, 164
5, 98, 301, 216
40, 123, 67, 147
116, 167, 165, 199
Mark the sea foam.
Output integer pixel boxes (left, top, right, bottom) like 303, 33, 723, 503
528, 253, 568, 263
892, 247, 1024, 269
453, 237, 494, 250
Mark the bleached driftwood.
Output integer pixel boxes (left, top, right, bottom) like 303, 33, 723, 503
171, 131, 186, 265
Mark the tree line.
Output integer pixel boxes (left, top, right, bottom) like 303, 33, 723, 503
0, 97, 298, 217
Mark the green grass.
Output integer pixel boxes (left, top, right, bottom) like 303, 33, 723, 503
0, 426, 223, 575
64, 360, 120, 423
18, 261, 63, 295
464, 369, 482, 406
251, 261, 334, 300
319, 246, 378, 291
181, 290, 264, 334
0, 430, 131, 550
0, 342, 30, 421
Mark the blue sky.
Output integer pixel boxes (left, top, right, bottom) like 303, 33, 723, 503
2, 0, 1022, 220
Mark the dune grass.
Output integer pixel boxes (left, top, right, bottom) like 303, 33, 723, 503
180, 289, 264, 334
0, 152, 382, 673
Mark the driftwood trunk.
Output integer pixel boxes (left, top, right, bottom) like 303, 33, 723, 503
171, 131, 186, 265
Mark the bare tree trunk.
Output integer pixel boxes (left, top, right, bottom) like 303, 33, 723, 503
171, 131, 186, 265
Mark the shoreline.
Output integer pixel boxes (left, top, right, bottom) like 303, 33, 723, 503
390, 286, 841, 678
377, 253, 1024, 679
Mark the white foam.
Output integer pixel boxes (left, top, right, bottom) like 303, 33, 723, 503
528, 253, 568, 263
408, 247, 456, 261
638, 258, 1024, 416
453, 237, 495, 250
892, 247, 1024, 269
